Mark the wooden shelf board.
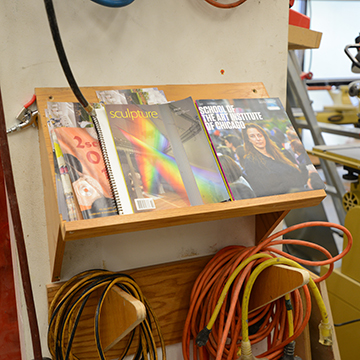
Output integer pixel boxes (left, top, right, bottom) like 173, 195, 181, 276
35, 83, 269, 106
61, 189, 325, 242
288, 25, 322, 50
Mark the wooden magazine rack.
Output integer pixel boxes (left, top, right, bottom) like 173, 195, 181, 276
37, 83, 329, 359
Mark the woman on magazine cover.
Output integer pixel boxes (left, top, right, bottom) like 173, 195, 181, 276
242, 123, 309, 197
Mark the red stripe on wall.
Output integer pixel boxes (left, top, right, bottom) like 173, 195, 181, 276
0, 151, 22, 360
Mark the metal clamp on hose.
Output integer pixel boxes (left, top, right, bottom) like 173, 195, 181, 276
7, 110, 38, 134
7, 95, 38, 134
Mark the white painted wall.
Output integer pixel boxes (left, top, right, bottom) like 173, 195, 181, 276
303, 0, 360, 81
0, 0, 289, 358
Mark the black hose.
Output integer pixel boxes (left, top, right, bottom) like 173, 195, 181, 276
90, 0, 134, 7
43, 0, 93, 113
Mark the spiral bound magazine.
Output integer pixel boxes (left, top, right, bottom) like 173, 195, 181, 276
45, 102, 117, 220
195, 97, 325, 200
45, 88, 169, 220
53, 126, 117, 219
94, 97, 230, 215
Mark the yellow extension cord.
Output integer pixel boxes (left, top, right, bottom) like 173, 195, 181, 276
200, 254, 332, 360
239, 257, 332, 360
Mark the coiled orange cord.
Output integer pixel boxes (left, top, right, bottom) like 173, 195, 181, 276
182, 221, 352, 360
204, 0, 247, 9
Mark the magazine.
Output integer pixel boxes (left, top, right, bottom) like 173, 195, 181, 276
45, 88, 168, 220
53, 126, 117, 219
46, 102, 117, 219
93, 97, 230, 214
195, 98, 325, 200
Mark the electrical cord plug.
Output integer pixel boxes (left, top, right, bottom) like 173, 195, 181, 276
319, 320, 333, 346
280, 341, 302, 360
196, 327, 211, 347
238, 340, 269, 360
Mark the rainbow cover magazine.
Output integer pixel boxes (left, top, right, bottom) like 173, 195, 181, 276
195, 98, 325, 200
94, 97, 230, 214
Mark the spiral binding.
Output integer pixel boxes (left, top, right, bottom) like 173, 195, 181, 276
90, 112, 124, 215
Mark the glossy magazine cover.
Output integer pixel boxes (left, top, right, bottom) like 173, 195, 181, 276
196, 98, 325, 200
46, 101, 117, 219
54, 126, 117, 219
96, 97, 230, 214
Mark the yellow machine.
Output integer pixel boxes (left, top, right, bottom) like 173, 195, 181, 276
289, 39, 360, 358
312, 144, 360, 360
315, 84, 360, 126
295, 81, 360, 126
312, 43, 360, 359
313, 42, 360, 126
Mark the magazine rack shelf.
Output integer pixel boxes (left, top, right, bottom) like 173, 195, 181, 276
36, 83, 326, 282
37, 83, 331, 359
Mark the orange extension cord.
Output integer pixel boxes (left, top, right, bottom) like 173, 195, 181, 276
182, 221, 353, 360
204, 0, 247, 9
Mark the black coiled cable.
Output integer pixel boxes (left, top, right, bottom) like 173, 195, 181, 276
48, 269, 166, 360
